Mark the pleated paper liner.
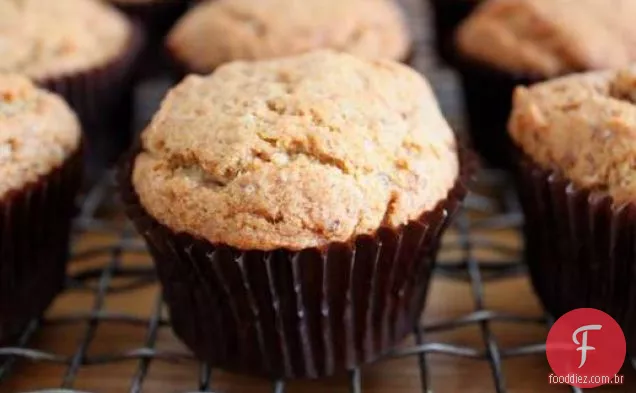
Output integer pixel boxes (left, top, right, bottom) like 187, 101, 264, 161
119, 147, 470, 379
113, 0, 191, 79
515, 152, 636, 355
0, 149, 83, 345
37, 21, 145, 179
453, 55, 543, 168
428, 0, 481, 64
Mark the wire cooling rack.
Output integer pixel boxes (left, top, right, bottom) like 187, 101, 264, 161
0, 165, 536, 393
2, 163, 610, 393
1, 1, 634, 392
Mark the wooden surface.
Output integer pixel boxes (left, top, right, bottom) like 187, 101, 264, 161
2, 1, 636, 392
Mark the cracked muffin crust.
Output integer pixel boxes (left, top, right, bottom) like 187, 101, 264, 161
456, 0, 636, 77
509, 67, 636, 204
0, 74, 81, 197
166, 0, 411, 73
0, 0, 131, 79
132, 50, 459, 250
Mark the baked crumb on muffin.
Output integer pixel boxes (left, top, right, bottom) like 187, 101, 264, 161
509, 66, 636, 203
0, 74, 81, 197
133, 50, 458, 250
166, 0, 411, 72
0, 0, 131, 79
456, 0, 636, 77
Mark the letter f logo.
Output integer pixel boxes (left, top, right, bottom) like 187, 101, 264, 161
573, 325, 602, 368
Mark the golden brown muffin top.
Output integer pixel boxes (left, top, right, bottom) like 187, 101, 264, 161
457, 0, 636, 77
0, 74, 81, 197
133, 51, 459, 251
166, 0, 411, 72
0, 0, 131, 79
509, 67, 636, 204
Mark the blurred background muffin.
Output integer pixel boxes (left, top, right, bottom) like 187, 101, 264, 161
510, 66, 636, 354
166, 0, 412, 75
121, 50, 466, 378
0, 75, 83, 344
0, 0, 144, 177
452, 0, 636, 167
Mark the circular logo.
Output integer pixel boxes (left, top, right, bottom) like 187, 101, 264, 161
546, 308, 626, 388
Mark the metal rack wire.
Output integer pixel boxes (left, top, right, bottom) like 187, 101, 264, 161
0, 1, 631, 392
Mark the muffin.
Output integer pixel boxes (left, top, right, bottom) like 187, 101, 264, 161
0, 0, 144, 176
428, 0, 480, 63
0, 75, 83, 343
454, 0, 636, 167
510, 67, 636, 354
166, 0, 412, 75
121, 50, 467, 378
108, 0, 190, 78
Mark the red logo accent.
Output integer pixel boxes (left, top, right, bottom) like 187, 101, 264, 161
546, 308, 626, 388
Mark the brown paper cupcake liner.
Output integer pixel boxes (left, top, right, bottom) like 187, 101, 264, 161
515, 152, 636, 354
119, 148, 470, 378
37, 22, 145, 178
428, 0, 481, 64
114, 1, 190, 79
0, 149, 83, 345
454, 56, 543, 168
